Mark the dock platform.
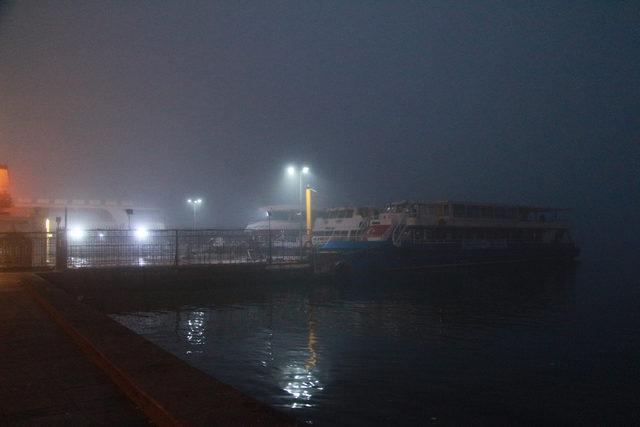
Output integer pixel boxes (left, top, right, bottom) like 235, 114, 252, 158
0, 273, 148, 425
0, 272, 297, 426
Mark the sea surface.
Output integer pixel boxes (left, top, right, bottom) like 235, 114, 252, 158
104, 253, 639, 425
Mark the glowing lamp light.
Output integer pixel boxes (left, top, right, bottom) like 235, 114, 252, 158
287, 166, 295, 176
134, 228, 149, 240
302, 166, 309, 174
68, 227, 85, 240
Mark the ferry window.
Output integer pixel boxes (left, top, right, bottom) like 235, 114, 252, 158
468, 206, 480, 218
506, 208, 517, 219
494, 207, 506, 218
481, 206, 493, 218
268, 211, 284, 220
453, 204, 466, 217
345, 209, 354, 218
443, 204, 450, 216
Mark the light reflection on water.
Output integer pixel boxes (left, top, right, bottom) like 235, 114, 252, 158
106, 262, 640, 425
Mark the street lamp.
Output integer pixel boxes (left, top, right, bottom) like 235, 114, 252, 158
285, 165, 310, 215
187, 198, 202, 230
266, 210, 272, 264
286, 165, 310, 255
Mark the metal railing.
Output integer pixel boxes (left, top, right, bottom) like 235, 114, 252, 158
64, 229, 307, 268
0, 229, 309, 270
0, 232, 56, 269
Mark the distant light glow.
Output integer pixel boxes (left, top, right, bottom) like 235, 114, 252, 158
287, 166, 295, 176
68, 227, 85, 240
302, 166, 309, 174
134, 228, 149, 240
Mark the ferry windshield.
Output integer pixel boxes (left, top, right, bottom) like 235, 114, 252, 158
269, 211, 296, 221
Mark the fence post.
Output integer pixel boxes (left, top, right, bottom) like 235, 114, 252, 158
55, 230, 68, 270
174, 229, 179, 266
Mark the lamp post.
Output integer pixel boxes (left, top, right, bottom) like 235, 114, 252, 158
125, 209, 133, 230
266, 210, 272, 264
287, 165, 310, 256
187, 198, 202, 230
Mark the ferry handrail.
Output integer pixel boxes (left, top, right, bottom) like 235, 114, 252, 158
391, 216, 407, 247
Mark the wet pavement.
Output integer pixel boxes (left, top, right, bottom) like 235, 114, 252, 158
0, 273, 149, 426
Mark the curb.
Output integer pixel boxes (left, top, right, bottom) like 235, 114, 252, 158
25, 279, 182, 426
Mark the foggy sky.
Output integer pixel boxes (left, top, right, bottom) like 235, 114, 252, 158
1, 1, 638, 245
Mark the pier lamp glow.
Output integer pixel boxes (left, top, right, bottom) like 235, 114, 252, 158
134, 227, 149, 240
187, 198, 203, 230
285, 165, 310, 254
68, 227, 85, 241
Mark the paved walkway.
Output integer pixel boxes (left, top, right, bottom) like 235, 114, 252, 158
0, 273, 148, 426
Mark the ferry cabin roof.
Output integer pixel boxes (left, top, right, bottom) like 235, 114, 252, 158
317, 206, 379, 219
385, 201, 570, 228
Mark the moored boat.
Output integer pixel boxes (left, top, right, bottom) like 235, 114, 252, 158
320, 201, 580, 270
312, 206, 379, 247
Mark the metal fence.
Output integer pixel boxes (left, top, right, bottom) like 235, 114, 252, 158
46, 228, 307, 269
0, 229, 311, 270
64, 229, 307, 268
0, 232, 56, 269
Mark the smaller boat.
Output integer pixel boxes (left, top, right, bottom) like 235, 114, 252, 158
245, 205, 304, 232
313, 206, 379, 248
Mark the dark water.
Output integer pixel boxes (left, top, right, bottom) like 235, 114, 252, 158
104, 256, 639, 425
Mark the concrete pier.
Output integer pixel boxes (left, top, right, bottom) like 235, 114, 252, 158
1, 272, 297, 426
0, 273, 148, 425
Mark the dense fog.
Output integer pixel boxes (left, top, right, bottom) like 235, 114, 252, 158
1, 1, 638, 254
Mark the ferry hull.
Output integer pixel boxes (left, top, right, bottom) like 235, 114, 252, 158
321, 241, 580, 272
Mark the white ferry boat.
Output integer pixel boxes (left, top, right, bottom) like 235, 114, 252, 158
8, 199, 165, 232
322, 200, 580, 269
312, 206, 379, 246
245, 205, 305, 232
